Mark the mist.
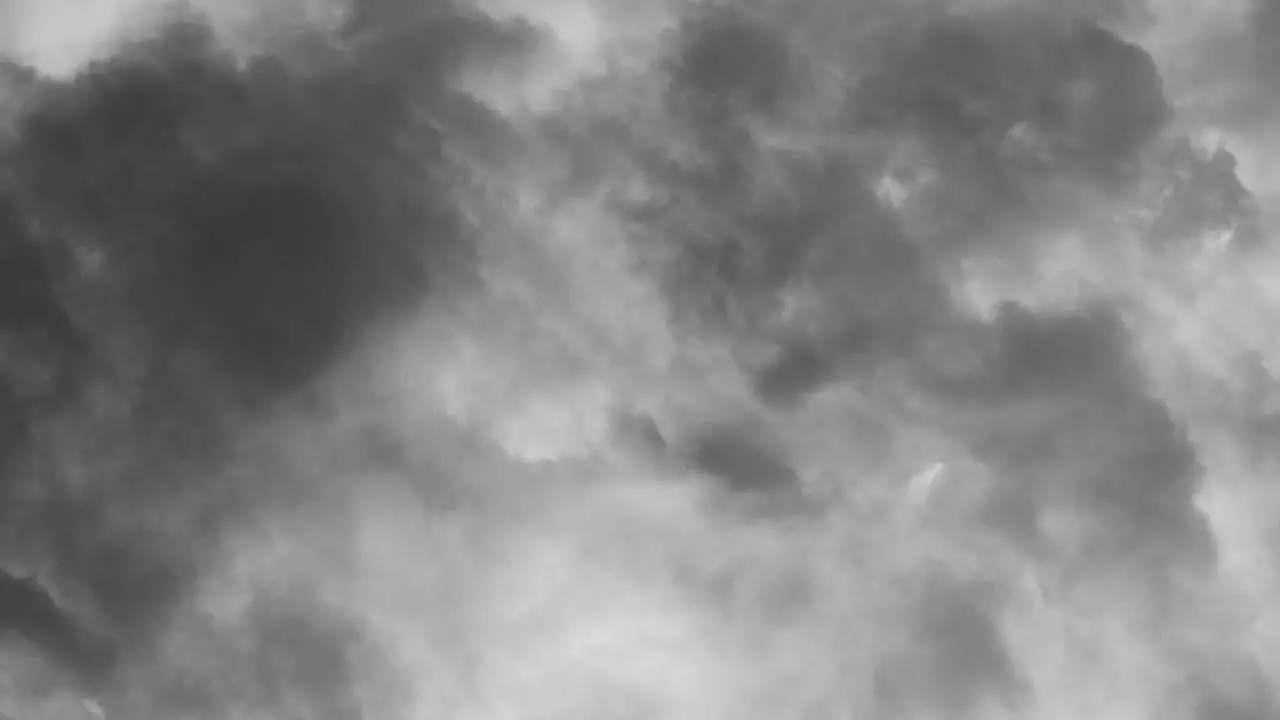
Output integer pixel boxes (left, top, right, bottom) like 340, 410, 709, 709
0, 0, 1276, 719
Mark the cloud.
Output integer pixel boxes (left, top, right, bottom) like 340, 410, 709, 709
625, 5, 1188, 396
874, 576, 1024, 718
0, 569, 111, 684
584, 2, 1224, 596
0, 196, 84, 463
681, 421, 799, 495
1185, 0, 1280, 131
0, 0, 168, 77
0, 0, 539, 701
1145, 138, 1262, 249
1, 0, 1277, 718
4, 6, 530, 399
1189, 654, 1280, 720
851, 9, 1169, 260
953, 303, 1216, 581
665, 3, 804, 139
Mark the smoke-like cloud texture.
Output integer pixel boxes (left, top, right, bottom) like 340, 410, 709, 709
0, 0, 1276, 718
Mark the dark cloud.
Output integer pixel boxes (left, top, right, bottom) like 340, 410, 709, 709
0, 197, 83, 466
851, 11, 1167, 252
0, 0, 535, 693
3, 8, 508, 400
855, 12, 1168, 177
752, 336, 838, 408
0, 569, 112, 686
641, 9, 834, 336
0, 56, 40, 128
665, 3, 802, 146
633, 129, 942, 381
874, 577, 1023, 718
681, 421, 798, 496
751, 321, 906, 410
629, 3, 1215, 586
952, 303, 1215, 578
947, 303, 1134, 401
738, 293, 1215, 591
635, 1, 1217, 585
633, 6, 1178, 413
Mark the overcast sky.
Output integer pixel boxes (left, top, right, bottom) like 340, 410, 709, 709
0, 1, 1276, 719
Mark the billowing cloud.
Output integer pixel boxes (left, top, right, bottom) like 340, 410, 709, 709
953, 303, 1215, 583
0, 0, 1277, 718
0, 0, 538, 709
1145, 138, 1261, 249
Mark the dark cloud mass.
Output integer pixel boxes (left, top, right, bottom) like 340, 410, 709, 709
0, 569, 111, 683
0, 0, 535, 709
5, 11, 491, 399
0, 197, 83, 462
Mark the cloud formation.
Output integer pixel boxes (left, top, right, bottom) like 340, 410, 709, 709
0, 0, 536, 712
0, 0, 1277, 719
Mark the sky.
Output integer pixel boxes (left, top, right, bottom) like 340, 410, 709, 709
0, 0, 1276, 719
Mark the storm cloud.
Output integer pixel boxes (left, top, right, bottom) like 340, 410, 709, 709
0, 0, 537, 707
0, 0, 1276, 718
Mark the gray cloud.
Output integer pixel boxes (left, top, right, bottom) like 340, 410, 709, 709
665, 3, 802, 132
1215, 0, 1280, 128
682, 421, 799, 496
1191, 658, 1280, 720
0, 0, 539, 700
632, 7, 1177, 385
1, 0, 1269, 716
625, 2, 1217, 584
851, 10, 1168, 256
952, 304, 1216, 580
1161, 0, 1280, 133
1145, 139, 1262, 250
874, 577, 1023, 719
